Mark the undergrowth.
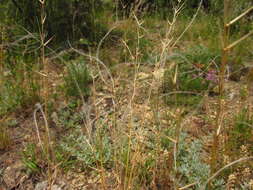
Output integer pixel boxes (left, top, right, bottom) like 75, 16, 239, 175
163, 45, 219, 106
1, 1, 253, 189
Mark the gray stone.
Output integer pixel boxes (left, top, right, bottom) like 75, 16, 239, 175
35, 181, 48, 190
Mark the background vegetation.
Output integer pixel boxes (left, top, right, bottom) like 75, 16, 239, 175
0, 0, 253, 189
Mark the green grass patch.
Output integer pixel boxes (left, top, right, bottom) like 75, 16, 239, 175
227, 108, 253, 154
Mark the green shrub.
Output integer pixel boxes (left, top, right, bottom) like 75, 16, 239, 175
164, 45, 219, 91
64, 59, 91, 99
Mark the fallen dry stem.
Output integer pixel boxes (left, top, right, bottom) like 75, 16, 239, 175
226, 6, 253, 27
201, 156, 253, 190
224, 30, 253, 51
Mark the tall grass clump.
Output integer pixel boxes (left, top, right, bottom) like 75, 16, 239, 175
227, 108, 253, 155
0, 3, 42, 115
3, 0, 109, 47
0, 44, 41, 115
63, 59, 91, 99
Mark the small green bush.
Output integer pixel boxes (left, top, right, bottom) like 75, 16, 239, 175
64, 59, 91, 99
163, 45, 219, 91
163, 45, 219, 106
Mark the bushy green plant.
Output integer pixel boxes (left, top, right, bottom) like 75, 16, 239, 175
64, 59, 91, 99
0, 23, 41, 115
164, 45, 219, 92
0, 81, 39, 114
163, 45, 219, 106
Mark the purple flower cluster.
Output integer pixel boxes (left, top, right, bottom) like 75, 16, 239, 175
191, 69, 218, 84
205, 69, 218, 83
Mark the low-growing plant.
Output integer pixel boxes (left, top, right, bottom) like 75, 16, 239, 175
59, 126, 112, 169
161, 127, 225, 189
177, 137, 211, 188
52, 102, 83, 130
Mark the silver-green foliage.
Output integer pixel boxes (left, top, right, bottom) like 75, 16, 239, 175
60, 126, 112, 168
177, 134, 225, 189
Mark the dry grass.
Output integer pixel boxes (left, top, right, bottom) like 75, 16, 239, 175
0, 1, 253, 190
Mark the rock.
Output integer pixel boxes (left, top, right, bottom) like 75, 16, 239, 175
35, 180, 69, 190
35, 181, 48, 190
3, 161, 24, 189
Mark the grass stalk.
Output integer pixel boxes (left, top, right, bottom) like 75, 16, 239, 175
211, 0, 230, 175
38, 0, 55, 187
0, 24, 3, 75
124, 14, 143, 190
